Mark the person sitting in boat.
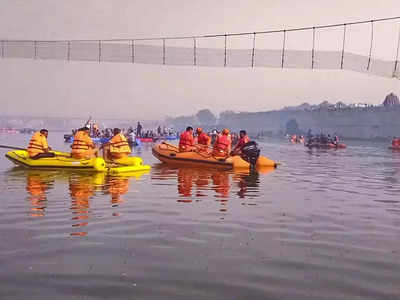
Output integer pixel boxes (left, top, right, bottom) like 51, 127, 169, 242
290, 134, 297, 143
307, 129, 313, 140
179, 127, 196, 152
71, 127, 98, 159
195, 127, 211, 147
320, 134, 328, 144
103, 128, 131, 161
327, 134, 332, 144
27, 129, 55, 159
213, 128, 232, 157
92, 123, 99, 137
231, 130, 250, 156
333, 135, 339, 145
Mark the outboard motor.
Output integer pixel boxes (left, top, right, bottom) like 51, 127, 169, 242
240, 141, 260, 167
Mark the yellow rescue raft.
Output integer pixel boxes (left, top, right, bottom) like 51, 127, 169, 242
5, 150, 151, 174
152, 142, 277, 169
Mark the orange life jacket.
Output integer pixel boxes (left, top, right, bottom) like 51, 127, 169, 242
27, 132, 48, 157
179, 131, 194, 151
71, 131, 94, 158
197, 132, 211, 146
236, 135, 250, 150
213, 134, 231, 156
109, 133, 131, 154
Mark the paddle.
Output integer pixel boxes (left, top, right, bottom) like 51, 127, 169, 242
0, 144, 26, 150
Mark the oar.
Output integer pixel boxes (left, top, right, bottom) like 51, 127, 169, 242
0, 144, 26, 150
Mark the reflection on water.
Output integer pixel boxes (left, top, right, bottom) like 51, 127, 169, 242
1, 138, 400, 300
19, 164, 275, 229
8, 168, 149, 237
69, 174, 98, 236
26, 171, 55, 217
108, 177, 129, 207
152, 164, 274, 211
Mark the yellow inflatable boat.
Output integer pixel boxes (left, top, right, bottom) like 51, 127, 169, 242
152, 142, 277, 169
5, 150, 151, 173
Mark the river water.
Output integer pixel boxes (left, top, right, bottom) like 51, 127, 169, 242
0, 133, 399, 299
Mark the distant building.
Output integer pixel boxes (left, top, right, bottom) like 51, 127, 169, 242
383, 93, 400, 107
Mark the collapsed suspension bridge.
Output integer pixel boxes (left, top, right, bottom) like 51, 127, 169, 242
1, 17, 400, 79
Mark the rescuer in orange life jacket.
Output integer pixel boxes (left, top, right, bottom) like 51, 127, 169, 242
179, 127, 196, 152
231, 130, 250, 155
71, 127, 99, 159
213, 128, 232, 157
195, 127, 211, 146
27, 129, 55, 159
103, 128, 131, 161
195, 127, 211, 153
392, 137, 400, 147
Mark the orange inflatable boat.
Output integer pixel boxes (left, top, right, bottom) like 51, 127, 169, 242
152, 142, 277, 169
389, 145, 400, 150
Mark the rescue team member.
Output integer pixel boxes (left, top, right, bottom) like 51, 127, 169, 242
27, 129, 55, 159
392, 137, 400, 147
196, 127, 211, 146
103, 128, 131, 160
231, 130, 250, 155
213, 128, 231, 157
71, 127, 99, 159
179, 127, 196, 152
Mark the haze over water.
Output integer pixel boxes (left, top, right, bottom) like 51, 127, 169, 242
0, 133, 399, 299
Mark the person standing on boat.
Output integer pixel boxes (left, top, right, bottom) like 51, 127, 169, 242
231, 130, 250, 156
127, 129, 136, 146
103, 128, 131, 161
213, 128, 232, 157
27, 129, 55, 159
179, 127, 196, 152
136, 122, 143, 138
71, 127, 98, 159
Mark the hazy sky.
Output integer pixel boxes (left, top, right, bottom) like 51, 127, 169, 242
0, 0, 399, 120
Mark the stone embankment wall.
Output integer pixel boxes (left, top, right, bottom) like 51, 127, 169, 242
219, 108, 400, 139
